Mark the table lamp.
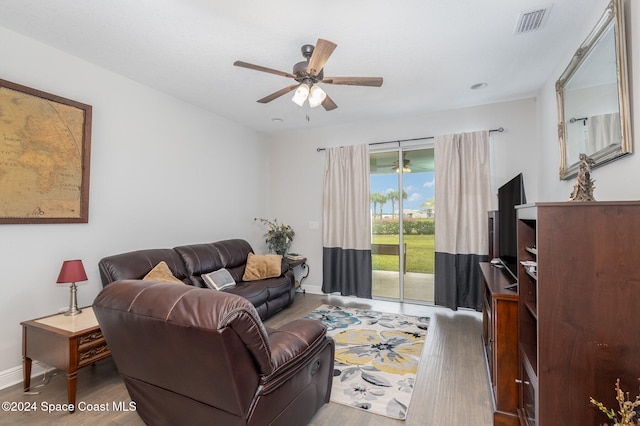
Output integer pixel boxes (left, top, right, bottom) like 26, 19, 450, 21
56, 259, 88, 316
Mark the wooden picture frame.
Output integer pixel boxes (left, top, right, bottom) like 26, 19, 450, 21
0, 79, 92, 224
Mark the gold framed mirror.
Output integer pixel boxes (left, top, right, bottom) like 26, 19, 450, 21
556, 0, 632, 180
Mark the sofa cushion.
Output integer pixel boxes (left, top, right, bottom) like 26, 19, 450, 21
227, 275, 291, 304
214, 239, 254, 269
144, 261, 185, 284
202, 268, 236, 291
243, 253, 282, 281
99, 248, 188, 284
174, 243, 224, 276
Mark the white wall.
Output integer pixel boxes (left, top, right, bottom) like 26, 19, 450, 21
0, 27, 270, 386
538, 0, 640, 201
266, 98, 538, 293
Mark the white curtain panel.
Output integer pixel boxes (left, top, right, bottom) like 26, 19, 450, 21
587, 112, 621, 153
434, 131, 491, 310
322, 144, 372, 298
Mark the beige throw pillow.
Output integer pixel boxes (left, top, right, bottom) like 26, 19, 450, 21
143, 261, 184, 284
242, 253, 282, 281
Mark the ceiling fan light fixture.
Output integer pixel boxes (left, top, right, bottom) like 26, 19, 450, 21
308, 85, 327, 108
291, 83, 310, 106
235, 38, 382, 111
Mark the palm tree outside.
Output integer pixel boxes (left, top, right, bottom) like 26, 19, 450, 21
370, 192, 388, 218
387, 190, 408, 218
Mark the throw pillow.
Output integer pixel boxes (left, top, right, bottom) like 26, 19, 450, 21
202, 268, 236, 291
242, 253, 282, 281
143, 261, 184, 284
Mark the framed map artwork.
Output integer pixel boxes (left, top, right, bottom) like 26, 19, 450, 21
0, 79, 92, 224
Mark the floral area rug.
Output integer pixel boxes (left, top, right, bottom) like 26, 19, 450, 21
304, 305, 429, 420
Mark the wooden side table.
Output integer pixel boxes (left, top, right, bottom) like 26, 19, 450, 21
21, 307, 111, 412
284, 256, 309, 292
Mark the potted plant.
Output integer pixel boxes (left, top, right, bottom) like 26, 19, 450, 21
255, 218, 295, 256
591, 379, 640, 425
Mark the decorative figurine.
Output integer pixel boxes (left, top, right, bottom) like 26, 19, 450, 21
569, 153, 596, 201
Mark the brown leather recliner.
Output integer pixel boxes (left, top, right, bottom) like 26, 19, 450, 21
93, 280, 334, 426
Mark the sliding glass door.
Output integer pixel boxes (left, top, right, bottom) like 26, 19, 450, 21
370, 147, 435, 303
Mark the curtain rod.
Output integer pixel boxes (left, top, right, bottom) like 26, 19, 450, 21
316, 127, 504, 152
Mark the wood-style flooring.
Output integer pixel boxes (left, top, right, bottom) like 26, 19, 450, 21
0, 293, 492, 425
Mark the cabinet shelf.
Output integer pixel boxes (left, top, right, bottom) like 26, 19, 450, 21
525, 269, 537, 281
519, 343, 537, 377
524, 301, 537, 319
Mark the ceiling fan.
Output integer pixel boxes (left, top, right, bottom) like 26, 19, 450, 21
373, 154, 412, 173
392, 157, 411, 173
233, 39, 383, 111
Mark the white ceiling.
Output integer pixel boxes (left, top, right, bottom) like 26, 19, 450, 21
0, 0, 606, 135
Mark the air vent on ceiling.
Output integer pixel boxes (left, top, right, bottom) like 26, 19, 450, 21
515, 5, 551, 34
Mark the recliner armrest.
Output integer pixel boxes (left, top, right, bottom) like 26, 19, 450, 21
262, 319, 329, 387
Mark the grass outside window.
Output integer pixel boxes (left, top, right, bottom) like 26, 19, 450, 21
372, 234, 434, 274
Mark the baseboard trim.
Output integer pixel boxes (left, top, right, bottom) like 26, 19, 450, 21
298, 283, 322, 295
0, 361, 53, 391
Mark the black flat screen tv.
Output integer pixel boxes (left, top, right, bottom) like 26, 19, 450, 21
498, 173, 526, 281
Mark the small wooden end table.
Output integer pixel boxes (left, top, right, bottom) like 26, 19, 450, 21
284, 256, 309, 292
21, 307, 111, 411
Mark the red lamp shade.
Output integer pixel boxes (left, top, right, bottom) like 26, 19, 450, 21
56, 260, 88, 284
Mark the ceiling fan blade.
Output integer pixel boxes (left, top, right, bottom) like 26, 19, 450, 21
234, 61, 297, 79
322, 94, 338, 111
307, 39, 337, 77
257, 84, 300, 103
321, 76, 383, 87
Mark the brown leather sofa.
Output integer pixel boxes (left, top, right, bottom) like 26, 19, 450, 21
93, 280, 334, 426
98, 239, 295, 320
